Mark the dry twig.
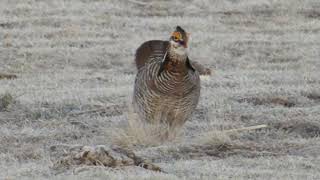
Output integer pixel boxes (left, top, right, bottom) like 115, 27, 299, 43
128, 0, 150, 6
0, 73, 17, 80
223, 124, 268, 134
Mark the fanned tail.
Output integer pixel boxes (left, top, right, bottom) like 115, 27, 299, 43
134, 40, 211, 75
135, 40, 169, 70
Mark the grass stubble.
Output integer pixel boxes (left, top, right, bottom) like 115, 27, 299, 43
1, 0, 320, 179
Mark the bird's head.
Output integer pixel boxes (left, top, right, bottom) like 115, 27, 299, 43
158, 26, 194, 76
169, 26, 189, 56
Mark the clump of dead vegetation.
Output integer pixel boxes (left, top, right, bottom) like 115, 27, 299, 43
133, 124, 301, 162
50, 104, 272, 174
0, 73, 17, 80
51, 144, 163, 174
111, 108, 174, 147
51, 124, 274, 174
0, 93, 14, 111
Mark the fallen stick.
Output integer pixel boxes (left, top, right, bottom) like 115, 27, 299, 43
223, 124, 268, 134
69, 108, 106, 116
128, 0, 150, 6
0, 73, 17, 80
68, 104, 125, 117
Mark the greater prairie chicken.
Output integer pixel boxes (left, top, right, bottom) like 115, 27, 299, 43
133, 26, 203, 131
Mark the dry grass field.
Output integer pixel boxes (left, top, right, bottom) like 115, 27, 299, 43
1, 0, 320, 179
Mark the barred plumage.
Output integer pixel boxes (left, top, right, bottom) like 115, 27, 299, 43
132, 26, 201, 130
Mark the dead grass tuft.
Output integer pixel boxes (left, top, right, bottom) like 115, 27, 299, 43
147, 125, 286, 160
0, 93, 14, 111
111, 106, 177, 148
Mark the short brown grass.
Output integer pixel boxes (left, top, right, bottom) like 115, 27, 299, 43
1, 0, 320, 179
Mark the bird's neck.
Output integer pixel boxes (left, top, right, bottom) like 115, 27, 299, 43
168, 46, 188, 60
163, 52, 189, 74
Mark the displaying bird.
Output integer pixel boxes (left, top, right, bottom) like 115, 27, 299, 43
132, 26, 203, 133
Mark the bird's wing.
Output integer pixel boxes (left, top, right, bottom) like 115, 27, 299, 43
189, 60, 212, 75
135, 40, 169, 70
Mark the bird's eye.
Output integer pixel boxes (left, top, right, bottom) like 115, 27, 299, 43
172, 36, 179, 41
171, 32, 182, 41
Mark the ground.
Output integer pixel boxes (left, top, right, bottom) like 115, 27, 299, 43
0, 0, 320, 179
